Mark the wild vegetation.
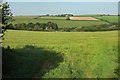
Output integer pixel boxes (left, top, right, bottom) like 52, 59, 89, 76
3, 30, 118, 78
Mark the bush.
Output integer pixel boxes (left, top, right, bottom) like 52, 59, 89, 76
81, 26, 99, 32
14, 23, 27, 30
5, 23, 14, 29
46, 22, 58, 30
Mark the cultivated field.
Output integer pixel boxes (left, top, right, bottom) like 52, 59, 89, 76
69, 17, 98, 20
95, 16, 118, 23
3, 30, 118, 78
12, 16, 108, 28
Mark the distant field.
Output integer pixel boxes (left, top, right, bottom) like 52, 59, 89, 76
12, 16, 108, 28
3, 30, 118, 78
69, 17, 98, 20
95, 16, 118, 23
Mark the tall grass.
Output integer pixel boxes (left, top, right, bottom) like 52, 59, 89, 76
3, 30, 118, 78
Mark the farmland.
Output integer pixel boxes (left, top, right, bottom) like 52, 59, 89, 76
3, 30, 118, 78
1, 1, 119, 79
12, 16, 108, 28
2, 14, 119, 78
94, 15, 118, 23
69, 17, 98, 20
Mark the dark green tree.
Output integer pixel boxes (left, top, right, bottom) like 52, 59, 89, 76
2, 2, 13, 25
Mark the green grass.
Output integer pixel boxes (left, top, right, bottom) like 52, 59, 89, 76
3, 30, 118, 78
12, 16, 108, 28
95, 16, 118, 23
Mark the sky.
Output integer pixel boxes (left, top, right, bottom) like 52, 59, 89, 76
5, 0, 120, 2
9, 2, 118, 16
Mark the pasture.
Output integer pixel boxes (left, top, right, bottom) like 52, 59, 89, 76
12, 16, 108, 28
3, 30, 118, 78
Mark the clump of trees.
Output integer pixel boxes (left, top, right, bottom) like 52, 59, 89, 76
58, 23, 119, 32
56, 14, 73, 17
80, 24, 119, 32
6, 22, 58, 31
40, 14, 74, 17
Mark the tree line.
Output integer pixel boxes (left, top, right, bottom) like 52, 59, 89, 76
58, 23, 119, 32
4, 22, 58, 31
42, 14, 74, 17
4, 22, 119, 32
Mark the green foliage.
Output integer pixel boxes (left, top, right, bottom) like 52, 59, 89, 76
2, 2, 13, 25
55, 14, 73, 17
5, 23, 14, 29
46, 22, 58, 30
80, 24, 119, 32
57, 23, 119, 32
8, 22, 59, 31
14, 23, 26, 30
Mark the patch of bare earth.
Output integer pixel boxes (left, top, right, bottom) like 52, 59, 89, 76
69, 17, 98, 20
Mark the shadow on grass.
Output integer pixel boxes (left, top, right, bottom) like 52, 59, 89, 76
2, 45, 63, 78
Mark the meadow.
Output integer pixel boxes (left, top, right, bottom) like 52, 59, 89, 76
12, 16, 108, 28
3, 30, 118, 78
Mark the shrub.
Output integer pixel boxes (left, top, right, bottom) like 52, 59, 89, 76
5, 23, 14, 29
14, 23, 26, 30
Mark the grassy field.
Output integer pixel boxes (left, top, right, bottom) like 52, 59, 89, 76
3, 30, 118, 78
94, 16, 118, 23
12, 16, 108, 28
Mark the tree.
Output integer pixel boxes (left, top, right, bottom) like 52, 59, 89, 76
5, 23, 14, 29
46, 22, 58, 31
2, 2, 13, 25
52, 23, 58, 30
27, 22, 35, 31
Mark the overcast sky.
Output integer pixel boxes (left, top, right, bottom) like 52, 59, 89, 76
5, 0, 120, 2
